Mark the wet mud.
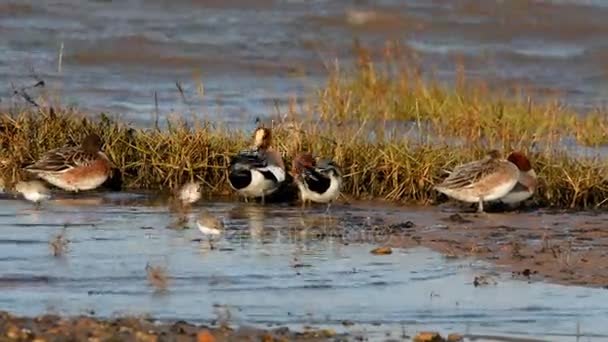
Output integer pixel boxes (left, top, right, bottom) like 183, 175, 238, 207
371, 204, 608, 289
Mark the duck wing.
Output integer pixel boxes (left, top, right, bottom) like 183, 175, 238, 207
229, 149, 268, 170
301, 165, 332, 194
436, 158, 502, 190
25, 146, 93, 173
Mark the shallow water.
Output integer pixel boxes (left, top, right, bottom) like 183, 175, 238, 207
2, 0, 608, 125
0, 192, 607, 341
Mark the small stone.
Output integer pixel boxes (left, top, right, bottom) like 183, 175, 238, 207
320, 329, 336, 337
447, 333, 464, 342
371, 247, 392, 255
5, 324, 21, 339
135, 331, 158, 342
196, 330, 216, 342
119, 326, 133, 334
341, 320, 355, 326
413, 331, 446, 342
470, 245, 491, 254
261, 334, 274, 342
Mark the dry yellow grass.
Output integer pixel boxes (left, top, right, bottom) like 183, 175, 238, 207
0, 43, 607, 208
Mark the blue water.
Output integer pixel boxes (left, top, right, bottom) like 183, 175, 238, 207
1, 0, 608, 125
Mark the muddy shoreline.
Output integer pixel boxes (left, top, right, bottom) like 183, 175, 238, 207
367, 204, 608, 289
0, 311, 346, 341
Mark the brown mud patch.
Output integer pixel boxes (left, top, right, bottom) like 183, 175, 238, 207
310, 0, 608, 44
370, 205, 608, 289
0, 3, 33, 16
152, 0, 275, 10
67, 36, 313, 75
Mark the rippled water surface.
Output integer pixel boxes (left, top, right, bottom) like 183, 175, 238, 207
0, 192, 607, 341
2, 0, 608, 124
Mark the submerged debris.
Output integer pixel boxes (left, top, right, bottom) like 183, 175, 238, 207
145, 263, 169, 291
167, 214, 189, 230
473, 274, 498, 287
49, 231, 69, 257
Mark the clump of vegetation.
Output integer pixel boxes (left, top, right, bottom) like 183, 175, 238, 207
1, 42, 607, 208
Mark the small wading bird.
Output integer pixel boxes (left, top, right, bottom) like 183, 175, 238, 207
196, 210, 225, 250
14, 180, 51, 208
166, 181, 202, 229
176, 181, 202, 206
498, 151, 537, 207
24, 133, 112, 192
228, 127, 286, 203
292, 152, 342, 211
434, 150, 521, 213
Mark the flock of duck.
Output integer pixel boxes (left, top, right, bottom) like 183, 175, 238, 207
8, 125, 537, 238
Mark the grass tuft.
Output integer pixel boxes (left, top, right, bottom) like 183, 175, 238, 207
1, 42, 607, 209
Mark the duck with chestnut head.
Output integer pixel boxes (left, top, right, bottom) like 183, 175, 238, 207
434, 150, 520, 213
228, 127, 286, 202
292, 152, 342, 209
498, 151, 537, 206
24, 133, 112, 192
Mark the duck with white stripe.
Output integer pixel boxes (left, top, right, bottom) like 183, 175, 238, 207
228, 127, 286, 203
292, 152, 342, 210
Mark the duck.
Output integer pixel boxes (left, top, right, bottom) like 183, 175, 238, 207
434, 150, 520, 213
196, 210, 225, 249
292, 152, 342, 209
15, 180, 51, 207
498, 151, 537, 206
24, 133, 112, 192
228, 127, 286, 202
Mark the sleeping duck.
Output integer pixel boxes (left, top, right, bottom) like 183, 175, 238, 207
292, 152, 342, 209
228, 127, 286, 202
498, 151, 537, 207
434, 150, 520, 213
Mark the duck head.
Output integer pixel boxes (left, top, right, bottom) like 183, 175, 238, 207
253, 127, 272, 150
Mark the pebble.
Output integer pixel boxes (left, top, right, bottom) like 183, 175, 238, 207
447, 333, 464, 342
6, 325, 20, 339
413, 332, 446, 342
370, 247, 393, 255
196, 330, 216, 342
135, 331, 158, 342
